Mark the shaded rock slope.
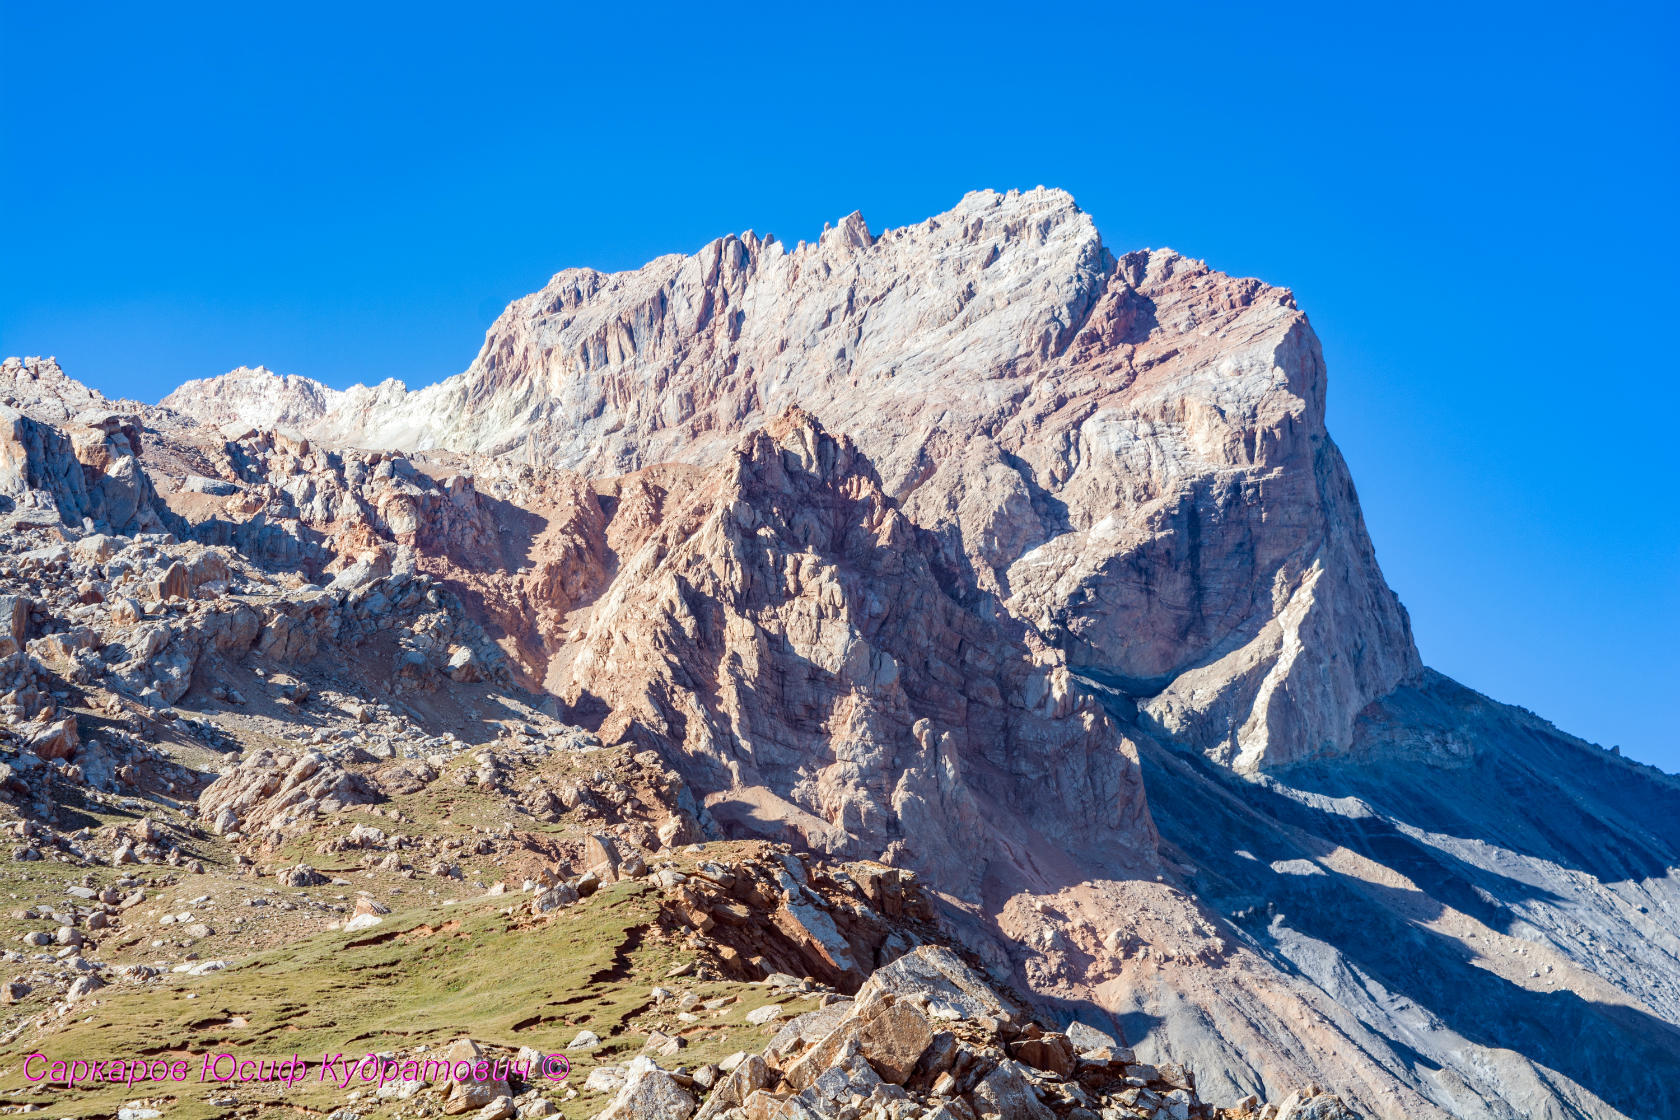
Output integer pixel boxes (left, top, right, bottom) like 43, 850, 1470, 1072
1, 187, 1673, 1119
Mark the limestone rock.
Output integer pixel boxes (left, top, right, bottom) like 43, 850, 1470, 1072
0, 187, 1666, 1120
691, 1054, 769, 1120
440, 1039, 510, 1114
859, 946, 1016, 1023
1008, 1031, 1074, 1077
200, 750, 374, 841
969, 1060, 1054, 1120
550, 411, 1156, 908
591, 1056, 695, 1120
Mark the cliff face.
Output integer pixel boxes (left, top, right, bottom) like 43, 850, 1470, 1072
164, 188, 1420, 773
550, 410, 1159, 905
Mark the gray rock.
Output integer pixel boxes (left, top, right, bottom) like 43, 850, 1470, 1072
67, 974, 103, 1000
582, 1066, 624, 1094
969, 1060, 1054, 1120
593, 1057, 694, 1120
182, 474, 240, 497
692, 1054, 769, 1120
1064, 1020, 1127, 1060
858, 946, 1014, 1023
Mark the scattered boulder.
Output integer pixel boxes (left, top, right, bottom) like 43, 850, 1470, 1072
66, 974, 104, 1001
440, 1039, 510, 1115
745, 1003, 784, 1026
26, 715, 78, 761
1009, 1031, 1075, 1077
447, 645, 485, 683
593, 1055, 695, 1120
1274, 1089, 1363, 1120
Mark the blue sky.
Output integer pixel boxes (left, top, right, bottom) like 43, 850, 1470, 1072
2, 2, 1676, 769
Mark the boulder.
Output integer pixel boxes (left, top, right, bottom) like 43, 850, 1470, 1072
592, 1055, 695, 1120
692, 1054, 770, 1120
745, 1003, 784, 1026
583, 1067, 625, 1094
533, 883, 578, 913
447, 645, 485, 683
1009, 1032, 1075, 1078
858, 946, 1014, 1023
0, 594, 30, 647
441, 1039, 510, 1114
969, 1060, 1054, 1120
584, 833, 622, 880
794, 1035, 886, 1114
1064, 1020, 1126, 1060
855, 1000, 933, 1084
67, 974, 104, 1000
1276, 1090, 1362, 1120
26, 715, 78, 761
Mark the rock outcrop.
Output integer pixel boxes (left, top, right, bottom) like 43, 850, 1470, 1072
553, 410, 1156, 908
593, 946, 1350, 1120
0, 406, 167, 537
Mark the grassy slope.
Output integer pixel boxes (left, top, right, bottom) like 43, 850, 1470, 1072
0, 881, 800, 1120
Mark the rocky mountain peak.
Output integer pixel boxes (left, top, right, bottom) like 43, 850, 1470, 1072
159, 189, 1416, 772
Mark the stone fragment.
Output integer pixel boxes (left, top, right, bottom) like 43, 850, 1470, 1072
592, 1056, 695, 1120
970, 1060, 1054, 1120
856, 1000, 933, 1084
1009, 1032, 1075, 1077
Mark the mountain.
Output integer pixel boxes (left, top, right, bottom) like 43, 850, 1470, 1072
163, 189, 1419, 776
3, 188, 1675, 1120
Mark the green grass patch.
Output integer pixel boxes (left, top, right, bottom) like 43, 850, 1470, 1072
0, 879, 757, 1120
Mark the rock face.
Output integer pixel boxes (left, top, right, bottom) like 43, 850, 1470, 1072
0, 398, 168, 537
554, 410, 1156, 905
162, 189, 1419, 772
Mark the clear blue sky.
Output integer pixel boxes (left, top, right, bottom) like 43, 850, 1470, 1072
2, 2, 1676, 769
